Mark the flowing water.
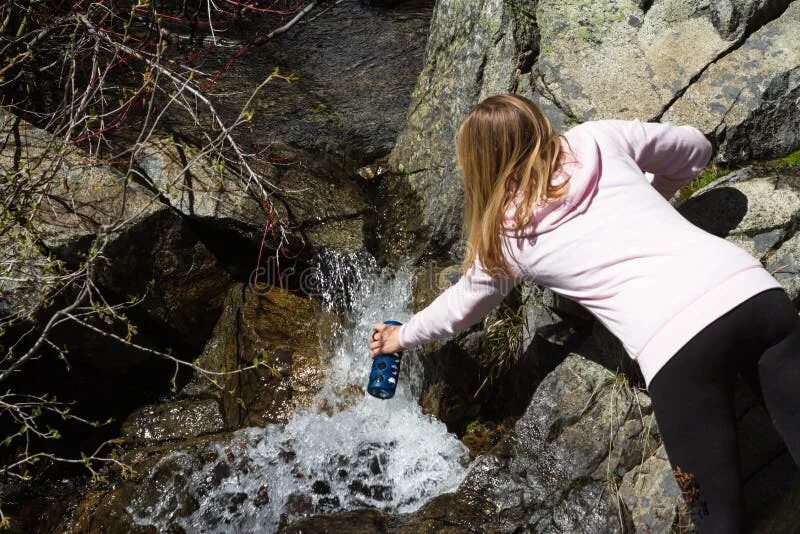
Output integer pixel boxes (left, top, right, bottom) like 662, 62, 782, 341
126, 252, 470, 532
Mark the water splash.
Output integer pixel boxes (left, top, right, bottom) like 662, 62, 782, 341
127, 251, 470, 532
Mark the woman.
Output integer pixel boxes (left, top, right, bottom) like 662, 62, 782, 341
369, 93, 800, 532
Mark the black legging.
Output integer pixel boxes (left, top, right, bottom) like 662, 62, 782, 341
648, 287, 800, 533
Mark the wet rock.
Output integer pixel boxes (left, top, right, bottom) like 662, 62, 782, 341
152, 1, 434, 256
209, 1, 433, 171
460, 418, 515, 458
280, 508, 389, 534
121, 399, 226, 446
284, 354, 660, 532
663, 2, 800, 163
0, 477, 89, 534
506, 355, 656, 500
312, 480, 331, 495
63, 432, 254, 533
95, 208, 234, 357
284, 493, 314, 517
184, 283, 323, 428
463, 354, 657, 531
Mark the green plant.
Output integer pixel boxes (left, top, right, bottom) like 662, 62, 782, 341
677, 163, 730, 202
475, 289, 528, 396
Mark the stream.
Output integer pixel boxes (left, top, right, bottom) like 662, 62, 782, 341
125, 252, 470, 532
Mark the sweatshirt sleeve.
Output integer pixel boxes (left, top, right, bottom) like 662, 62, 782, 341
397, 259, 520, 350
591, 119, 713, 200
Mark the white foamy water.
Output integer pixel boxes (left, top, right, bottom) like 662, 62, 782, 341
127, 252, 470, 532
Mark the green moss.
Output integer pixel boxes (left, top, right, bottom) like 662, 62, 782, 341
774, 149, 800, 166
677, 147, 800, 203
677, 163, 730, 202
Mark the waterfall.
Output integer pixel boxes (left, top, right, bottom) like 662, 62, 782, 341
127, 251, 470, 532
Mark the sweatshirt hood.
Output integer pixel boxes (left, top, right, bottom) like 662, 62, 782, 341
504, 125, 602, 236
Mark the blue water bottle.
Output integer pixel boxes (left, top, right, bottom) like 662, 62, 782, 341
367, 320, 403, 399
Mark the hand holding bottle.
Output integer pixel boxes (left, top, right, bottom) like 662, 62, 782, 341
369, 322, 402, 358
367, 320, 403, 399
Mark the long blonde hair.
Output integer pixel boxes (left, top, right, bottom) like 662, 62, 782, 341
456, 93, 572, 278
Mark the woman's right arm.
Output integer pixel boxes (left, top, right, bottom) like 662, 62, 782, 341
590, 119, 713, 200
397, 259, 520, 350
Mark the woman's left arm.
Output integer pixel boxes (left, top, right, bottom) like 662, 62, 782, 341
397, 259, 521, 350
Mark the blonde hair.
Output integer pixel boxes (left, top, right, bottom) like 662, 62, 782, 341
456, 93, 573, 278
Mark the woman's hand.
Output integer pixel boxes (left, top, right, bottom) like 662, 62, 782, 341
370, 323, 402, 358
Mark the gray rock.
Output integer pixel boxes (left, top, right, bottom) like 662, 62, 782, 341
508, 355, 656, 504
121, 399, 226, 446
678, 164, 800, 263
210, 1, 433, 171
136, 136, 264, 227
619, 445, 686, 533
663, 2, 800, 163
136, 135, 369, 253
710, 0, 793, 40
533, 0, 731, 122
767, 232, 800, 301
384, 0, 797, 261
0, 109, 166, 262
387, 0, 537, 259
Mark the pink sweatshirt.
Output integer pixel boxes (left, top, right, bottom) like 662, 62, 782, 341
397, 119, 783, 390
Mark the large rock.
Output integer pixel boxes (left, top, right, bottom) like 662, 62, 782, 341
531, 0, 792, 126
678, 163, 800, 297
535, 0, 722, 123
0, 109, 165, 260
0, 110, 234, 361
663, 1, 800, 163
184, 283, 324, 428
618, 445, 686, 532
144, 1, 436, 256
209, 1, 434, 171
93, 208, 234, 357
120, 399, 226, 446
136, 136, 370, 253
385, 0, 798, 260
387, 0, 536, 259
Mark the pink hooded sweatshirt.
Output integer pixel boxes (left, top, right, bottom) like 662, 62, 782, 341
397, 119, 783, 390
